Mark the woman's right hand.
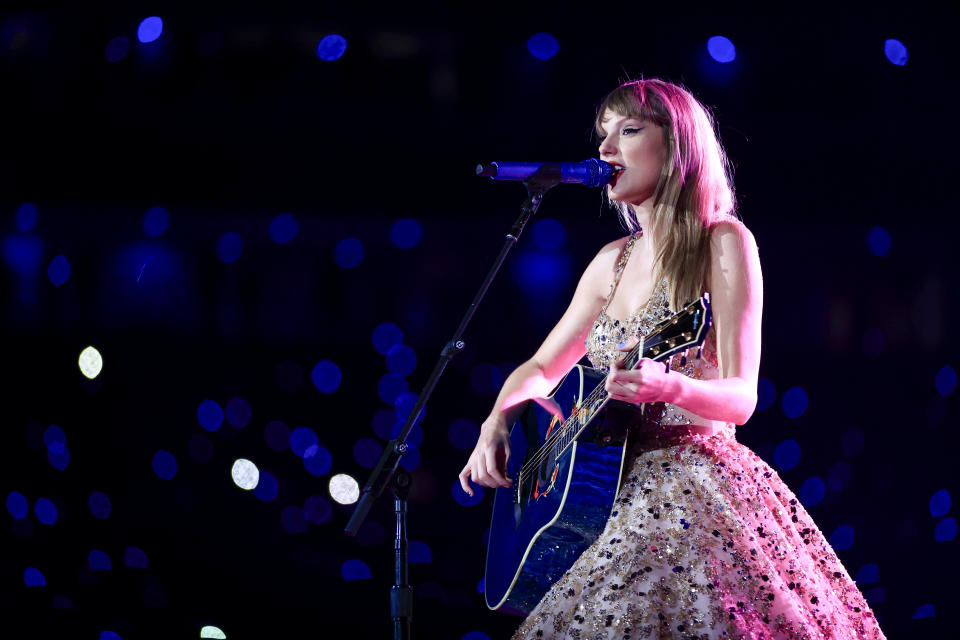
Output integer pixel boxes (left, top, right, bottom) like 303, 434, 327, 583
458, 419, 513, 497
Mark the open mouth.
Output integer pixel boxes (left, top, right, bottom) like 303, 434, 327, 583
609, 163, 625, 186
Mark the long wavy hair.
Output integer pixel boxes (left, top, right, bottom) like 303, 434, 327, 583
595, 79, 737, 310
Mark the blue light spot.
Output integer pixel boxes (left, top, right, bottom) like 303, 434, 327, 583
303, 445, 332, 476
527, 32, 559, 59
317, 34, 348, 61
123, 546, 148, 569
217, 232, 243, 263
253, 470, 279, 502
6, 491, 28, 519
290, 427, 319, 457
935, 516, 957, 542
707, 35, 737, 63
3, 233, 44, 277
334, 237, 364, 269
152, 450, 177, 480
47, 255, 70, 286
827, 462, 851, 491
390, 218, 423, 249
935, 366, 957, 397
448, 418, 480, 450
884, 38, 908, 66
513, 249, 573, 296
305, 495, 333, 524
756, 378, 775, 410
409, 541, 432, 564
531, 218, 566, 250
269, 213, 299, 244
105, 35, 130, 62
89, 549, 112, 571
470, 363, 504, 395
24, 567, 46, 587
394, 392, 425, 427
47, 446, 70, 470
142, 206, 169, 237
867, 226, 891, 256
798, 476, 825, 506
353, 438, 383, 469
43, 425, 66, 453
386, 344, 417, 377
400, 444, 421, 472
391, 422, 424, 449
281, 505, 309, 533
855, 563, 879, 584
781, 386, 808, 418
312, 360, 342, 393
100, 632, 122, 640
830, 524, 855, 551
137, 17, 163, 44
913, 604, 936, 619
841, 427, 864, 457
15, 202, 38, 232
225, 396, 252, 428
452, 479, 484, 507
197, 399, 224, 432
88, 491, 112, 519
264, 420, 290, 451
372, 409, 396, 440
462, 632, 492, 640
35, 497, 58, 525
377, 373, 408, 405
930, 489, 951, 517
372, 322, 403, 355
774, 439, 801, 471
342, 559, 372, 581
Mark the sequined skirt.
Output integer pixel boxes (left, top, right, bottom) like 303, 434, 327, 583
510, 426, 886, 640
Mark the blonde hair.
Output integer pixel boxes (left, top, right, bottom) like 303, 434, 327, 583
595, 79, 737, 310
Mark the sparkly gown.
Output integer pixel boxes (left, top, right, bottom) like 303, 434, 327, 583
511, 233, 885, 640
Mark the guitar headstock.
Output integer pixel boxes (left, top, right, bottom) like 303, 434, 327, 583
621, 294, 713, 368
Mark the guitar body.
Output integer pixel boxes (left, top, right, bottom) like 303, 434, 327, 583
484, 365, 643, 615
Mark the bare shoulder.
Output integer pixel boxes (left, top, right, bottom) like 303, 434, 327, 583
709, 216, 759, 258
582, 235, 631, 282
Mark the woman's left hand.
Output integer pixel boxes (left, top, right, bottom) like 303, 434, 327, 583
604, 346, 674, 405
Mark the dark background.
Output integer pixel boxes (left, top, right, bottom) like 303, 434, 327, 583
2, 2, 958, 638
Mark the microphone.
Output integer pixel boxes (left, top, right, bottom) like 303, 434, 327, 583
475, 158, 619, 188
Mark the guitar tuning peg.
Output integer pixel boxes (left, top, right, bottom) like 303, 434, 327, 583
679, 354, 687, 367
696, 346, 703, 360
664, 359, 670, 373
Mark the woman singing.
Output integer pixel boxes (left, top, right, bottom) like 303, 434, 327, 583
459, 79, 885, 639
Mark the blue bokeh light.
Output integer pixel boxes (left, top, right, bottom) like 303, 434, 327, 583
15, 202, 38, 232
335, 237, 364, 269
269, 213, 299, 244
452, 479, 484, 507
264, 420, 290, 452
47, 255, 70, 286
935, 366, 957, 397
797, 476, 825, 506
373, 322, 403, 355
781, 386, 808, 418
290, 427, 319, 458
217, 232, 243, 263
88, 491, 112, 519
531, 218, 566, 250
390, 218, 423, 249
305, 495, 333, 524
100, 630, 122, 640
372, 409, 396, 440
24, 567, 46, 587
342, 559, 372, 581
884, 38, 908, 66
513, 250, 573, 296
399, 446, 421, 472
124, 546, 149, 569
527, 32, 559, 59
855, 563, 879, 584
35, 497, 58, 524
137, 17, 164, 44
756, 378, 776, 410
774, 439, 801, 471
409, 540, 433, 564
386, 344, 417, 377
152, 450, 177, 480
353, 438, 383, 468
929, 489, 951, 518
913, 604, 936, 619
448, 418, 480, 450
89, 549, 112, 571
827, 462, 851, 491
707, 35, 737, 63
281, 505, 309, 533
377, 373, 408, 405
197, 399, 224, 431
47, 446, 70, 470
317, 34, 348, 61
3, 234, 44, 277
394, 392, 425, 427
142, 206, 169, 237
254, 470, 279, 501
390, 422, 424, 449
476, 577, 485, 594
303, 445, 333, 476
830, 524, 855, 551
867, 226, 891, 256
105, 36, 130, 62
7, 491, 29, 518
225, 396, 252, 428
935, 516, 957, 542
312, 360, 342, 394
43, 425, 66, 454
462, 633, 491, 640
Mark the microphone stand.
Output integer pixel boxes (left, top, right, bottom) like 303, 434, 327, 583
344, 165, 564, 639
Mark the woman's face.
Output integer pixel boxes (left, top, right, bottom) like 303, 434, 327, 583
598, 109, 667, 205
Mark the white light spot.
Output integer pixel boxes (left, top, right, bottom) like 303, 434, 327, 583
231, 459, 259, 490
200, 626, 227, 639
329, 473, 360, 505
78, 346, 103, 379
